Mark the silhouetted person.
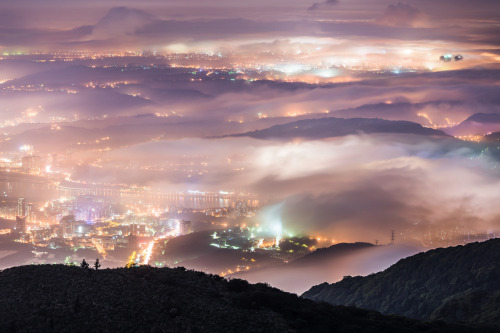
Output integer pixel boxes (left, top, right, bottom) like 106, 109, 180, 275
80, 259, 89, 269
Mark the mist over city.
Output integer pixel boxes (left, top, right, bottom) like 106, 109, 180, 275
0, 1, 499, 331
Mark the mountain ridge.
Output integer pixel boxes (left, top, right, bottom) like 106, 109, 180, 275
226, 117, 449, 140
302, 239, 500, 326
0, 264, 496, 332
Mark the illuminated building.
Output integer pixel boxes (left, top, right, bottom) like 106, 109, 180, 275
17, 198, 25, 218
180, 220, 192, 235
22, 155, 46, 174
30, 227, 52, 242
16, 216, 26, 235
75, 222, 92, 236
218, 234, 228, 247
130, 224, 146, 236
25, 203, 34, 223
60, 215, 76, 237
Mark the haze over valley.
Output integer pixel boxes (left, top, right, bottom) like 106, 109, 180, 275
0, 0, 499, 305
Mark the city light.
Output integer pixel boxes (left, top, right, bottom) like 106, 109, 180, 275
0, 0, 498, 310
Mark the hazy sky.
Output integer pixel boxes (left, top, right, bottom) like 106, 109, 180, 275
1, 0, 499, 68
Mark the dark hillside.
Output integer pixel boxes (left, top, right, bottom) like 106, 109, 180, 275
0, 264, 494, 333
227, 117, 448, 140
303, 239, 500, 326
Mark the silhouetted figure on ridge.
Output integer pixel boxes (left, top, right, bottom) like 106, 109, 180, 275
94, 258, 101, 270
80, 259, 89, 269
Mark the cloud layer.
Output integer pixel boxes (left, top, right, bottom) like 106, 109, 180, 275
0, 1, 499, 248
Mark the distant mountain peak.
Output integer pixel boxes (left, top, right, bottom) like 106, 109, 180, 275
99, 6, 154, 24
464, 113, 500, 124
89, 7, 155, 40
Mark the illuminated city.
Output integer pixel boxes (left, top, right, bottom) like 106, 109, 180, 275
0, 1, 499, 331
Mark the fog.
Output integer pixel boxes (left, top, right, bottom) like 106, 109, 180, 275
235, 244, 422, 294
2, 62, 500, 246
1, 0, 499, 285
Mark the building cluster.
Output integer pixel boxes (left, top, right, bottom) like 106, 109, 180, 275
200, 201, 257, 218
1, 194, 194, 261
399, 226, 496, 248
21, 155, 46, 175
210, 225, 285, 252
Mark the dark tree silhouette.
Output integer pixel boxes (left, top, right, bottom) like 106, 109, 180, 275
80, 259, 89, 269
94, 258, 101, 270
